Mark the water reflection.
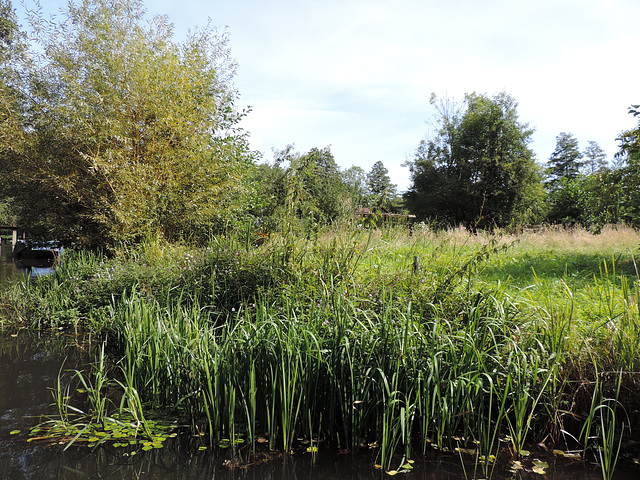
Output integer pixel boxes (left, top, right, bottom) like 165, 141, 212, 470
0, 239, 25, 286
0, 239, 55, 285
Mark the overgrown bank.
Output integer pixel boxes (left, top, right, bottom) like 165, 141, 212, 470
1, 225, 639, 477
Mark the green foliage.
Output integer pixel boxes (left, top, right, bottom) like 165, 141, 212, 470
341, 165, 370, 206
4, 225, 640, 472
367, 161, 396, 208
248, 145, 359, 234
582, 140, 608, 174
1, 0, 251, 246
404, 92, 544, 229
545, 132, 583, 191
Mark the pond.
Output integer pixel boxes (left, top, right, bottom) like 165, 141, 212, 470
1, 245, 639, 479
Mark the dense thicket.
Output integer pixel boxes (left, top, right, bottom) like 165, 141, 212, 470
0, 0, 251, 247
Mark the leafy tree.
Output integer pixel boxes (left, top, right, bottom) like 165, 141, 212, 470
544, 132, 585, 224
582, 140, 608, 174
611, 105, 640, 226
617, 105, 640, 166
248, 145, 354, 233
341, 165, 370, 207
545, 132, 583, 191
367, 161, 396, 208
0, 0, 28, 227
288, 146, 348, 226
1, 0, 251, 246
404, 92, 544, 229
577, 169, 621, 227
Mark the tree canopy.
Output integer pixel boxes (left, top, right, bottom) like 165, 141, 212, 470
404, 92, 544, 228
367, 161, 396, 209
0, 0, 251, 247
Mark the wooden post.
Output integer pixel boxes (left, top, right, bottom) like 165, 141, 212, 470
12, 229, 17, 248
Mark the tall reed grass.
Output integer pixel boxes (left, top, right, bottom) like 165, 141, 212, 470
2, 224, 640, 475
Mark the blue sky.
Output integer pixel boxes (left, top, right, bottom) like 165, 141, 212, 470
19, 0, 640, 191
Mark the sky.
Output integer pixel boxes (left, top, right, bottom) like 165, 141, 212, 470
18, 0, 640, 192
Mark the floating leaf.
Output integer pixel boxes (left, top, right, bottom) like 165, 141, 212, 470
532, 467, 546, 474
306, 446, 318, 453
198, 446, 207, 451
10, 430, 20, 435
142, 445, 153, 451
519, 449, 531, 456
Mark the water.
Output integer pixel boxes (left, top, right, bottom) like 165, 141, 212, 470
0, 239, 26, 286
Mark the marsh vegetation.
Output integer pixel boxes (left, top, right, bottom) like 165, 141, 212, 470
2, 224, 639, 478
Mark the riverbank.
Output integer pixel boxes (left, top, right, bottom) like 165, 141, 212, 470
1, 224, 639, 478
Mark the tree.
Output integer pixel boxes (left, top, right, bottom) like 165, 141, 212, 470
616, 105, 640, 166
341, 165, 369, 207
1, 0, 251, 246
582, 140, 608, 174
367, 161, 396, 208
545, 132, 583, 190
612, 105, 640, 226
0, 0, 29, 226
404, 92, 543, 229
248, 145, 354, 233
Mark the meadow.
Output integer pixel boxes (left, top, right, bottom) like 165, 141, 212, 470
1, 224, 639, 477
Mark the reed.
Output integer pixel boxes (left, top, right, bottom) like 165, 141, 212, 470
4, 224, 640, 476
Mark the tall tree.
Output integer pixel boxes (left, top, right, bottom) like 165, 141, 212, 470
341, 165, 369, 207
367, 161, 396, 208
545, 132, 586, 224
613, 105, 640, 225
545, 132, 583, 190
0, 0, 28, 226
1, 0, 251, 246
404, 92, 543, 228
582, 140, 608, 173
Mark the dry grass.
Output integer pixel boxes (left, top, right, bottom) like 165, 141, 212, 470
503, 224, 640, 254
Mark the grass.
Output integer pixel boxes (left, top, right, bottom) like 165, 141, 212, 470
2, 223, 640, 477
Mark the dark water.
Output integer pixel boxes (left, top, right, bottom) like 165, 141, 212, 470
0, 239, 25, 286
